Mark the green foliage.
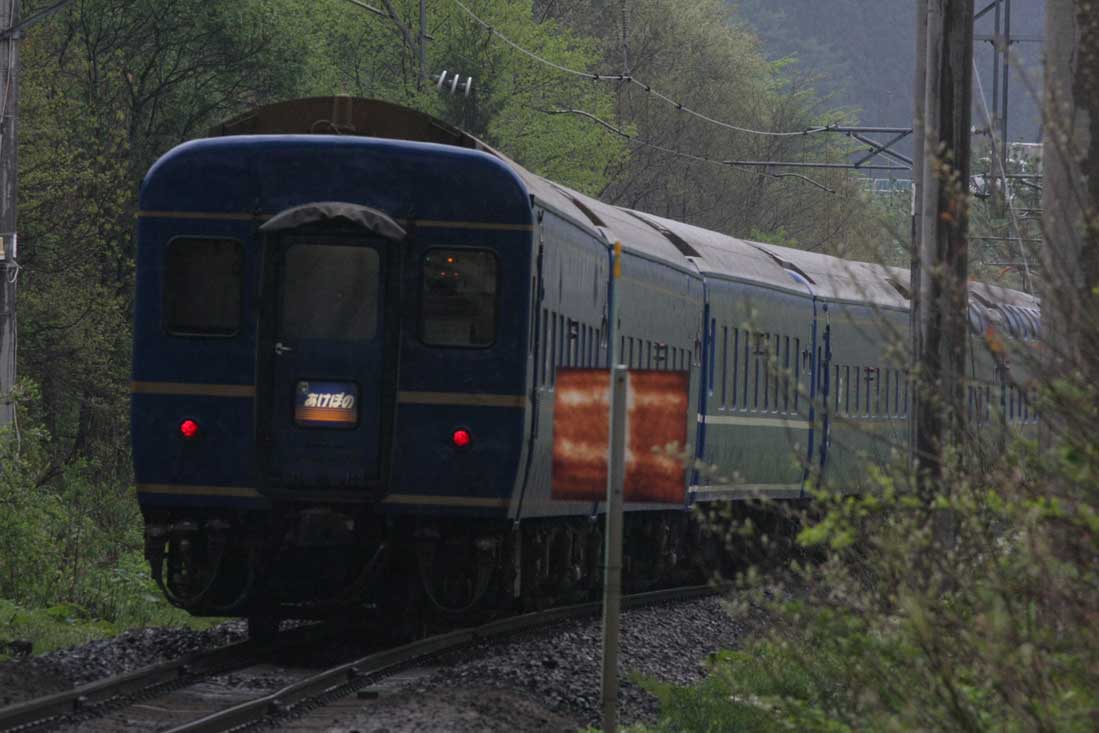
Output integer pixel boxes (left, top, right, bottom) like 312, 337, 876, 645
644, 421, 1099, 732
542, 0, 882, 256
0, 391, 208, 655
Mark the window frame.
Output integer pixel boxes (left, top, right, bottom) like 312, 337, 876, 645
418, 246, 501, 350
162, 235, 245, 339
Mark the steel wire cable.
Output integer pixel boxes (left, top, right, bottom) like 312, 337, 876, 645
448, 0, 833, 139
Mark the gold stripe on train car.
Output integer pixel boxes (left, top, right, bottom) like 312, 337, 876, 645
689, 483, 803, 499
414, 219, 533, 232
137, 483, 264, 498
397, 391, 527, 408
382, 494, 511, 508
698, 413, 810, 430
136, 210, 265, 222
132, 381, 257, 398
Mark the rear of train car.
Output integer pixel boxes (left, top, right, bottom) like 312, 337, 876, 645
132, 99, 539, 620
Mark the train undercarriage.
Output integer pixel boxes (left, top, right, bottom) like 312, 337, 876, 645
142, 501, 789, 641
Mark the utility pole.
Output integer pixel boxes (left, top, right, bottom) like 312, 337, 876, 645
912, 0, 974, 486
0, 0, 19, 431
1042, 0, 1098, 429
910, 0, 927, 467
600, 241, 625, 733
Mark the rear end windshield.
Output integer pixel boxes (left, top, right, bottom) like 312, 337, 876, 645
164, 237, 243, 336
420, 248, 498, 347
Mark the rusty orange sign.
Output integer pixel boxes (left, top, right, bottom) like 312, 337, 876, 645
551, 369, 689, 504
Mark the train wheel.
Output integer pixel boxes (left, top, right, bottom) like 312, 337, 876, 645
247, 614, 280, 644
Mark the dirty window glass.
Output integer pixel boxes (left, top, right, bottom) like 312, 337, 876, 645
420, 249, 498, 347
165, 238, 242, 336
282, 244, 379, 341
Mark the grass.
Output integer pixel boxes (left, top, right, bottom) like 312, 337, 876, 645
0, 597, 224, 660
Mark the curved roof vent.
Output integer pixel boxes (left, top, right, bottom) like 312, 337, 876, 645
623, 211, 701, 258
887, 276, 911, 300
552, 186, 607, 228
750, 245, 816, 285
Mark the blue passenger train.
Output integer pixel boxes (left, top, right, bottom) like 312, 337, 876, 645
132, 97, 1039, 635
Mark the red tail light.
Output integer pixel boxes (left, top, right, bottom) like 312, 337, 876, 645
452, 428, 471, 448
179, 419, 200, 439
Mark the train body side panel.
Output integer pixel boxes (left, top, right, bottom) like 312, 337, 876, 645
695, 276, 813, 500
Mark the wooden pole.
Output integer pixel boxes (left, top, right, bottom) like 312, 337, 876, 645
914, 0, 973, 487
910, 0, 928, 468
1041, 0, 1098, 436
0, 0, 19, 430
600, 242, 626, 733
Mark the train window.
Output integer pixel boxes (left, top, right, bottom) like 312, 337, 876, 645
834, 364, 841, 412
646, 340, 652, 369
283, 243, 380, 342
761, 337, 769, 411
529, 278, 536, 355
864, 368, 872, 417
773, 336, 781, 412
883, 369, 890, 416
421, 248, 497, 347
550, 313, 558, 384
893, 369, 901, 417
853, 365, 860, 416
843, 366, 850, 415
875, 368, 881, 417
783, 336, 791, 414
731, 329, 739, 409
541, 308, 549, 385
558, 314, 566, 369
628, 337, 635, 367
164, 237, 243, 336
721, 327, 728, 407
742, 334, 750, 410
793, 338, 800, 414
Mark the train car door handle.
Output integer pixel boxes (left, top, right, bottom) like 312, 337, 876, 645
274, 341, 293, 355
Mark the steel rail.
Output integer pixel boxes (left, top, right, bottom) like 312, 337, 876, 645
167, 584, 717, 733
0, 622, 338, 732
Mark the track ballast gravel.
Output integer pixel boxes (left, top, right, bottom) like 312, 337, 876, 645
330, 595, 746, 732
0, 622, 247, 707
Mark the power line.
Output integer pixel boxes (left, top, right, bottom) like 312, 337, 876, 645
543, 108, 836, 193
972, 56, 1033, 292
449, 0, 832, 139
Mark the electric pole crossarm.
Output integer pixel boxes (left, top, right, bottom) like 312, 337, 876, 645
850, 130, 915, 167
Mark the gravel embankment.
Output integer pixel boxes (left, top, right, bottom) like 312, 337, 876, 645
0, 595, 752, 731
0, 622, 247, 707
331, 595, 748, 732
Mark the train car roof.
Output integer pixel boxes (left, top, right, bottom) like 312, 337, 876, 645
211, 97, 1037, 315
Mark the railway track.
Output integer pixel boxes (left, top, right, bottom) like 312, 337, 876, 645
0, 621, 343, 733
0, 583, 716, 732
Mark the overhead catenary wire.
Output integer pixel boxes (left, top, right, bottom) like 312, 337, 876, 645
544, 108, 836, 193
449, 0, 833, 139
972, 57, 1033, 293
